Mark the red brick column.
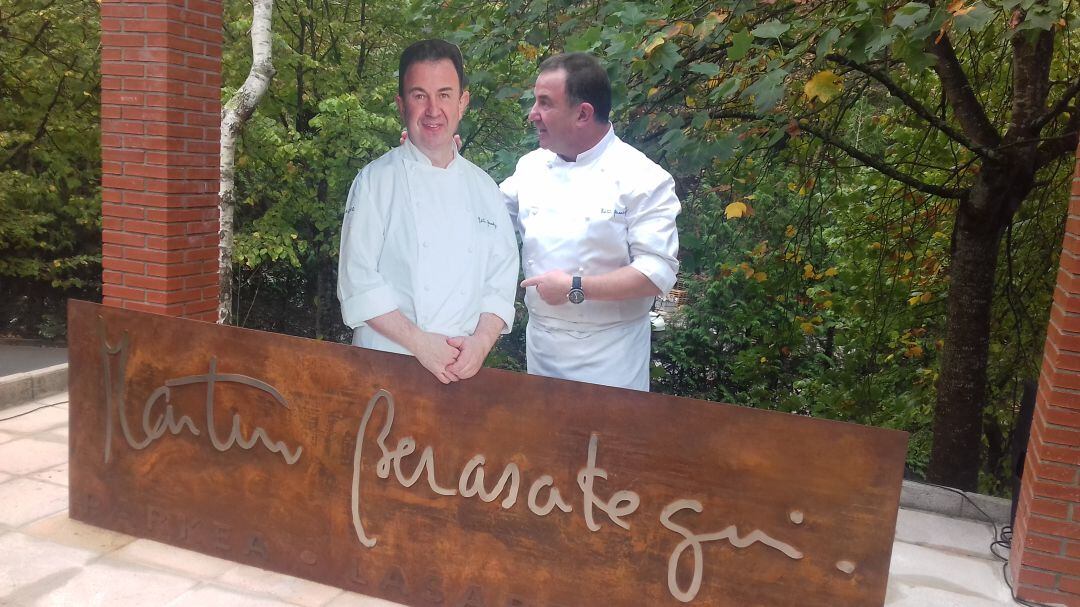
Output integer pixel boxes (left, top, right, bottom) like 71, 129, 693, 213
99, 0, 221, 320
1012, 142, 1080, 606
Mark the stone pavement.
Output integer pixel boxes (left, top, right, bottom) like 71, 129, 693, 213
0, 392, 1027, 606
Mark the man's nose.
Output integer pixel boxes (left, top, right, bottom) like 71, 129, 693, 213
528, 103, 540, 122
424, 98, 438, 115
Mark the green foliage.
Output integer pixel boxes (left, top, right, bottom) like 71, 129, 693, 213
0, 0, 101, 338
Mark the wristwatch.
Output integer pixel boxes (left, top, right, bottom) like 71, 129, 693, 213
568, 276, 585, 304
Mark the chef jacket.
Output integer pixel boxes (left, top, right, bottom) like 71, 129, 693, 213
500, 126, 680, 390
338, 139, 519, 355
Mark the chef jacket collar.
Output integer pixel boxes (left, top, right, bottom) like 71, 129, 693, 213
553, 124, 615, 167
402, 137, 459, 170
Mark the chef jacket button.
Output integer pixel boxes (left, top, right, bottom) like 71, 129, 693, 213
422, 242, 429, 248
467, 247, 474, 253
584, 216, 590, 221
424, 286, 430, 292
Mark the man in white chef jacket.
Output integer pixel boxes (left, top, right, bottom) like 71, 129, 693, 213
501, 52, 680, 392
337, 39, 518, 385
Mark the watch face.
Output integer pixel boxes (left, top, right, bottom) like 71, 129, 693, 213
568, 288, 585, 304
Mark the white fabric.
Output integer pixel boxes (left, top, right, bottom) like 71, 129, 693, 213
337, 139, 519, 355
501, 126, 680, 391
526, 316, 651, 391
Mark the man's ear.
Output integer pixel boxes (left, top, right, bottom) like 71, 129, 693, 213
395, 95, 405, 121
577, 102, 595, 125
458, 89, 471, 115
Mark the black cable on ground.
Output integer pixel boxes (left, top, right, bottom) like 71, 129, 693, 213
906, 479, 1041, 606
0, 401, 67, 423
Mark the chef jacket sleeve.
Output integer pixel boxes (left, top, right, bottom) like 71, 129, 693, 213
626, 171, 680, 295
337, 168, 399, 328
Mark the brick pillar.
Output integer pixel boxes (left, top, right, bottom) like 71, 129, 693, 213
99, 0, 222, 320
1011, 142, 1080, 606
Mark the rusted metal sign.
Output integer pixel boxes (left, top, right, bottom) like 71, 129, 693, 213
68, 300, 907, 606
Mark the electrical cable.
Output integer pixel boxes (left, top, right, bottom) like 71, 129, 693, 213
905, 479, 1040, 606
0, 401, 67, 423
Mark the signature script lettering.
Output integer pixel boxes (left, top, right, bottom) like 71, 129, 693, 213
351, 390, 621, 549
99, 322, 302, 465
661, 500, 804, 602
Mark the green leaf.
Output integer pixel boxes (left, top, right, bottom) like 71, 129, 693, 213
689, 62, 721, 77
740, 68, 788, 112
728, 30, 753, 60
953, 3, 995, 33
566, 26, 602, 52
709, 76, 742, 102
615, 3, 648, 27
752, 20, 790, 39
892, 2, 930, 29
815, 27, 841, 61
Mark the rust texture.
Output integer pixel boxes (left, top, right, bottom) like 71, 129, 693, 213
68, 300, 908, 606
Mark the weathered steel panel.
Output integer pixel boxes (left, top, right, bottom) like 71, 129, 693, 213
67, 299, 907, 606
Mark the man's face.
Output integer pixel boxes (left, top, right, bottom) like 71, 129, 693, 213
529, 69, 580, 158
396, 59, 469, 158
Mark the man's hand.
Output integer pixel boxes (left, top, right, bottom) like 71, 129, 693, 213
521, 270, 573, 306
446, 334, 494, 379
410, 331, 462, 384
445, 313, 504, 379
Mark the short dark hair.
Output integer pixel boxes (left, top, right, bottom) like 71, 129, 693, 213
398, 39, 467, 97
538, 52, 611, 123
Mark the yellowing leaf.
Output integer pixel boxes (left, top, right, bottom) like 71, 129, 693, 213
725, 200, 750, 219
908, 294, 922, 306
643, 34, 667, 56
905, 345, 924, 359
803, 264, 815, 279
920, 292, 933, 304
801, 322, 816, 335
903, 252, 914, 261
759, 356, 767, 363
754, 271, 768, 283
869, 242, 882, 250
824, 267, 839, 277
804, 70, 843, 103
785, 225, 797, 238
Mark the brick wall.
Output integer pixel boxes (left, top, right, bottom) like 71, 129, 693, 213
99, 0, 222, 320
1012, 144, 1080, 606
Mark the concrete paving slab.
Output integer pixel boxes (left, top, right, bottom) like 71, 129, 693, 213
884, 581, 1016, 606
889, 542, 1012, 603
0, 478, 68, 527
218, 564, 346, 607
0, 532, 97, 599
18, 559, 197, 607
110, 539, 237, 580
28, 462, 68, 487
0, 437, 68, 475
324, 592, 407, 607
894, 508, 999, 560
35, 425, 68, 438
21, 512, 134, 554
165, 584, 303, 607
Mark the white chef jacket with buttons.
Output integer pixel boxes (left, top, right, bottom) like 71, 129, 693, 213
500, 126, 680, 391
337, 139, 519, 355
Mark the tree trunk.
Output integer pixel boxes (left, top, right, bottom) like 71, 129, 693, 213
218, 0, 275, 324
928, 214, 1001, 490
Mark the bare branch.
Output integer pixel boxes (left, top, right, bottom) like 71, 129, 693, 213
826, 53, 999, 161
1033, 76, 1080, 132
